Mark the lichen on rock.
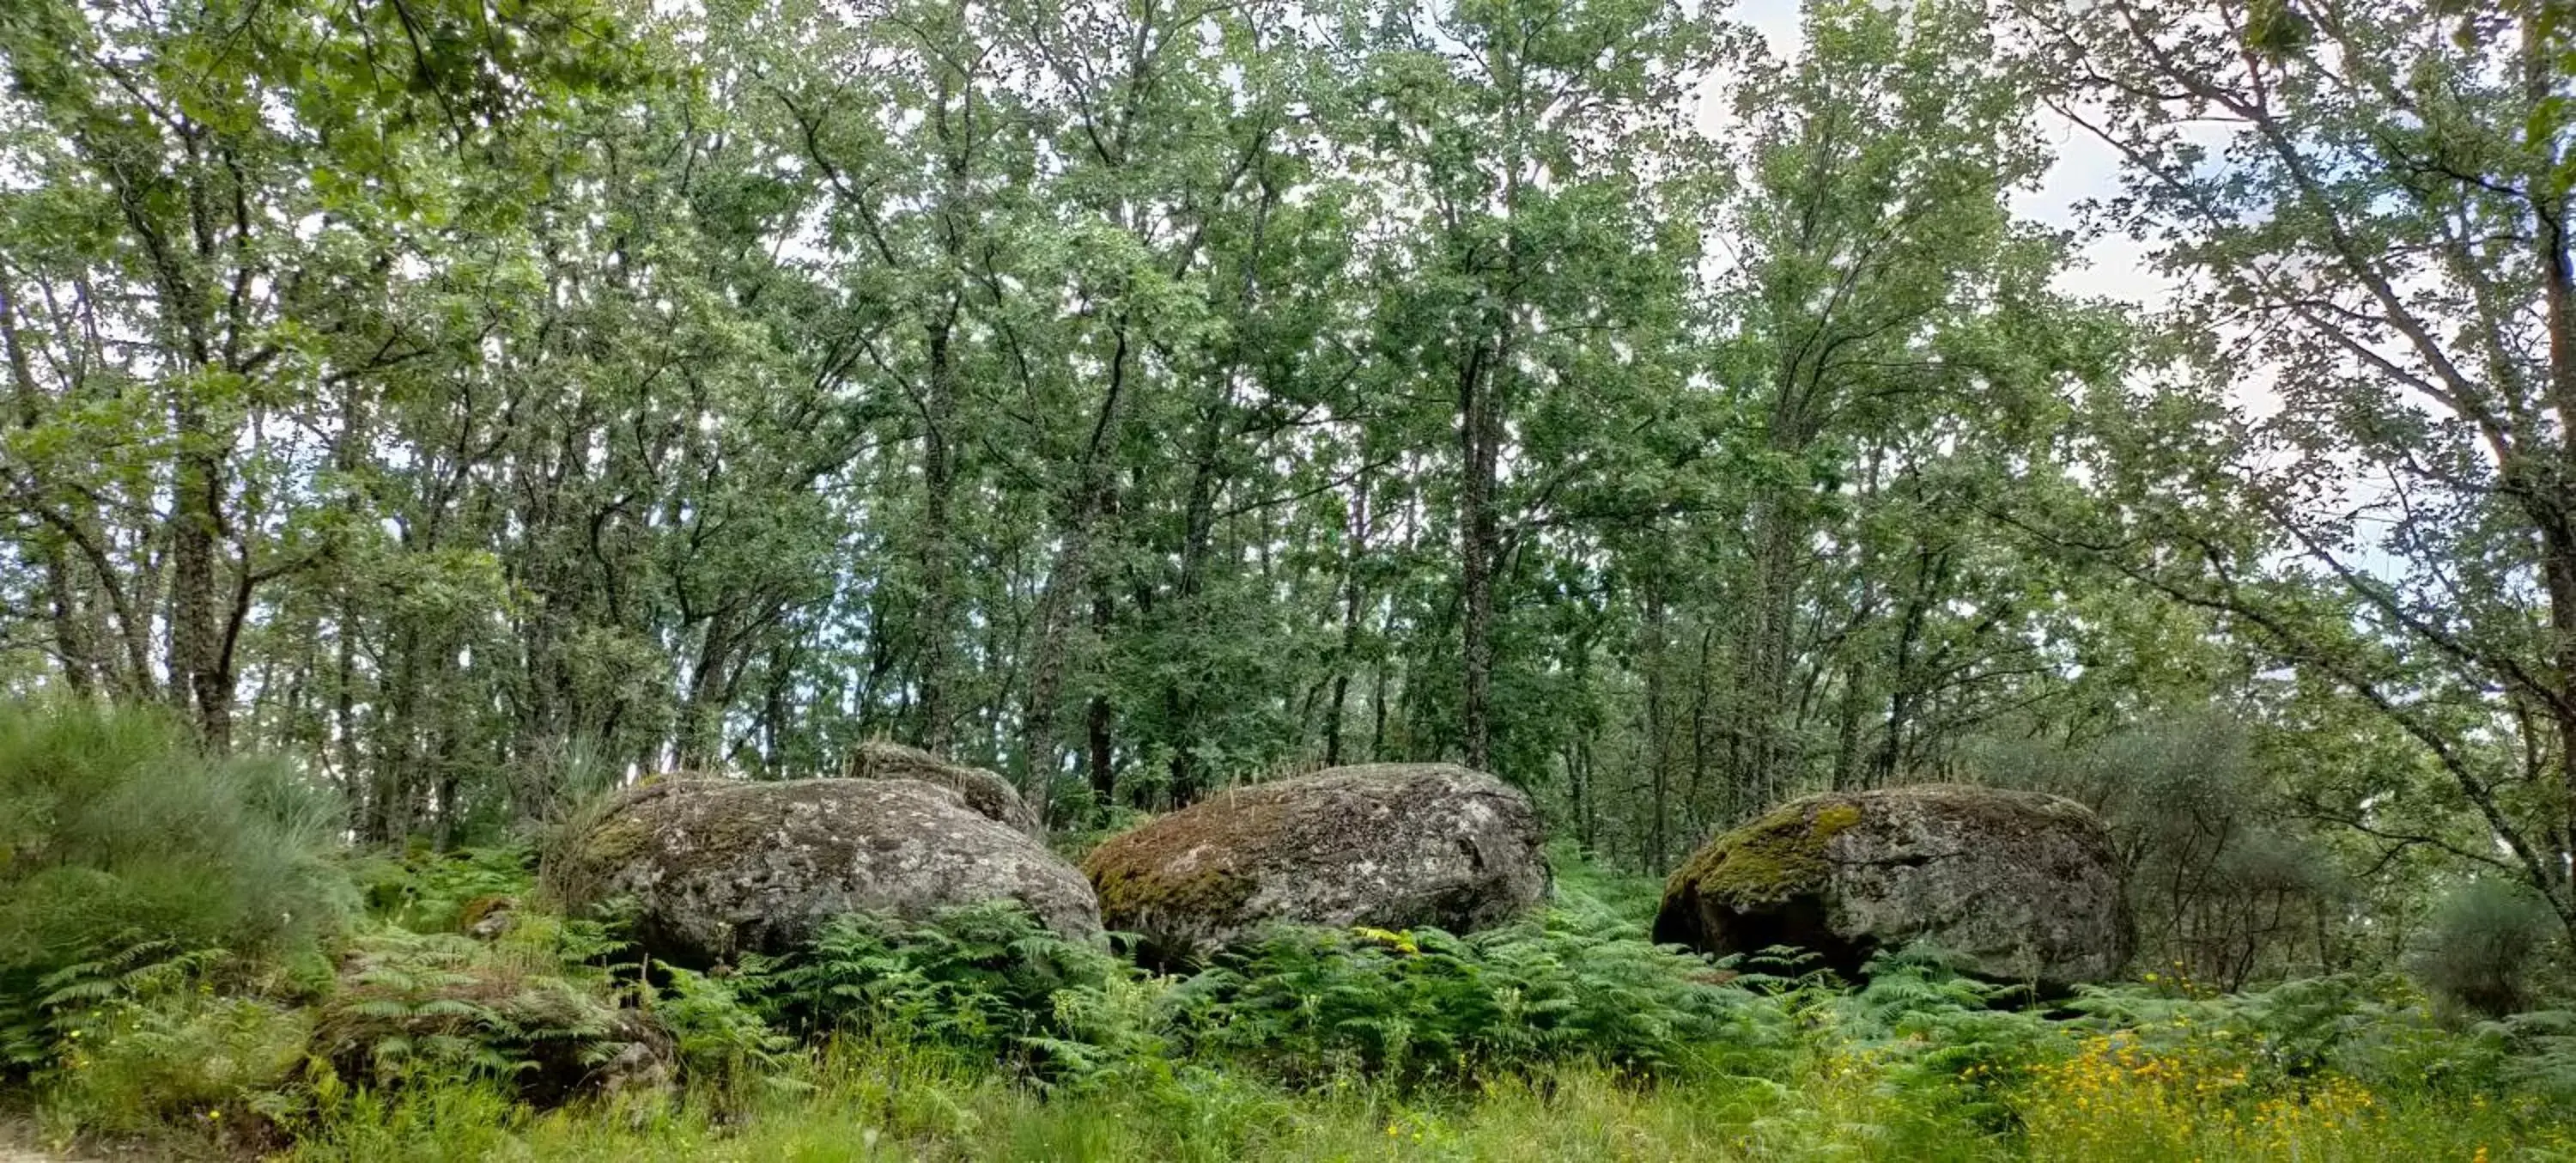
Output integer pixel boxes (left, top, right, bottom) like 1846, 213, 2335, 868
841, 740, 1044, 837
1670, 799, 1862, 911
543, 776, 1100, 967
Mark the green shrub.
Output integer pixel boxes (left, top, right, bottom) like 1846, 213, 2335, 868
738, 900, 1129, 1075
302, 907, 792, 1114
32, 948, 313, 1138
2409, 879, 2560, 1020
0, 700, 348, 1070
312, 916, 666, 1105
355, 845, 537, 934
2060, 972, 2525, 1103
2485, 1007, 2576, 1107
642, 963, 798, 1098
1163, 910, 1774, 1087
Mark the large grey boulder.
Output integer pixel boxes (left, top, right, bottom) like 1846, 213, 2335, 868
544, 777, 1100, 966
843, 740, 1044, 837
1081, 763, 1548, 965
1652, 783, 2132, 989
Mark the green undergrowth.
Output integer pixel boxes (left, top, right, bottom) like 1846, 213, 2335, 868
3, 707, 2574, 1160
258, 952, 2576, 1163
22, 876, 2576, 1161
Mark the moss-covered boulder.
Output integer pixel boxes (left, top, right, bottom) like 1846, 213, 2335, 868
842, 740, 1043, 837
1081, 764, 1548, 966
1652, 784, 2131, 989
544, 777, 1100, 966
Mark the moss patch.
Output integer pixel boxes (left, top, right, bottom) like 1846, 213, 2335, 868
1079, 788, 1314, 926
1668, 796, 1863, 911
1091, 860, 1259, 922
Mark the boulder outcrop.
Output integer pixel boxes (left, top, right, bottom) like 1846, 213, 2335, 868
545, 776, 1100, 966
1081, 763, 1548, 965
1651, 783, 2131, 989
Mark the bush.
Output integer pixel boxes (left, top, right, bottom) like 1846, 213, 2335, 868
738, 900, 1129, 1074
2409, 879, 2560, 1020
356, 845, 536, 935
311, 916, 671, 1105
33, 950, 313, 1138
1163, 910, 1773, 1087
642, 963, 798, 1099
0, 700, 348, 1069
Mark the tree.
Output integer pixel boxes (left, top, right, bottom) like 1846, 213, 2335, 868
1642, 0, 2126, 833
1341, 0, 1718, 779
2015, 0, 2576, 931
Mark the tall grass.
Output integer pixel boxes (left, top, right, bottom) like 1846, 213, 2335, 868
277, 1035, 1970, 1163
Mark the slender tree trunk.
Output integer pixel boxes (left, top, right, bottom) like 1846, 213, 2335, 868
1164, 392, 1228, 805
1020, 321, 1133, 818
1735, 486, 1807, 812
2530, 11, 2576, 910
1086, 587, 1115, 809
1643, 588, 1672, 870
679, 618, 736, 771
1370, 642, 1390, 763
914, 64, 973, 752
1689, 624, 1714, 828
1324, 472, 1370, 766
1832, 461, 1882, 790
1458, 336, 1500, 773
168, 388, 232, 748
1571, 737, 1596, 853
914, 314, 963, 753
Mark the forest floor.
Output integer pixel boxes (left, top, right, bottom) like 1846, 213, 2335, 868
0, 1125, 84, 1163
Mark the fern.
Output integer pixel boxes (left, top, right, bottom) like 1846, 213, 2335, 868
1161, 908, 1778, 1089
738, 900, 1126, 1082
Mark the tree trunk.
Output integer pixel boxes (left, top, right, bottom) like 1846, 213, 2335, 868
2532, 14, 2576, 912
913, 58, 974, 753
1086, 586, 1115, 809
1643, 588, 1673, 870
1458, 335, 1500, 773
1324, 472, 1370, 766
914, 313, 963, 753
1020, 321, 1133, 818
168, 387, 232, 749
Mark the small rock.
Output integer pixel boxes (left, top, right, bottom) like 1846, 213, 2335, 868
842, 740, 1045, 837
462, 895, 516, 941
